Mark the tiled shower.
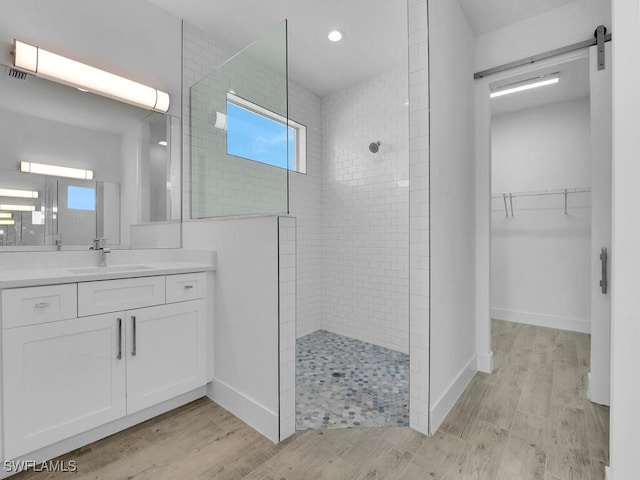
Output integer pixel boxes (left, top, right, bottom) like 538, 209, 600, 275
181, 0, 422, 432
290, 46, 410, 429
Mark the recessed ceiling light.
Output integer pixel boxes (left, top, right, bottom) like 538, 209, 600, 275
328, 30, 344, 42
158, 140, 168, 146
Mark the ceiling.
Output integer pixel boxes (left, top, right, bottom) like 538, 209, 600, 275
148, 0, 585, 105
457, 0, 576, 36
147, 0, 408, 98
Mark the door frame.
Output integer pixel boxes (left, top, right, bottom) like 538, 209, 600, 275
474, 49, 592, 374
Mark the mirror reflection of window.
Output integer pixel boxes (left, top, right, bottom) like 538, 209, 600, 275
67, 186, 96, 211
56, 179, 97, 246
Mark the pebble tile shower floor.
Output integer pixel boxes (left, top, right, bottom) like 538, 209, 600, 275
296, 330, 409, 430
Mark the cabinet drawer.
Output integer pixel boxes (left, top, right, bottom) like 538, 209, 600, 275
2, 284, 77, 329
78, 276, 165, 316
165, 272, 207, 304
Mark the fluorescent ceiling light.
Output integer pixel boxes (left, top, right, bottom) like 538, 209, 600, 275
328, 30, 344, 42
13, 39, 170, 113
0, 212, 12, 219
0, 220, 15, 225
0, 204, 35, 212
0, 188, 38, 199
20, 161, 94, 180
490, 76, 559, 98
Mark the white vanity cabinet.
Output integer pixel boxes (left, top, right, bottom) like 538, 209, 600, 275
2, 312, 126, 460
1, 272, 209, 460
125, 299, 207, 414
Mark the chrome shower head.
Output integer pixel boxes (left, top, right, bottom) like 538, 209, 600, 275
369, 141, 382, 153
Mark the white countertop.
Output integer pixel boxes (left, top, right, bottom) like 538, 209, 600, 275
0, 249, 217, 289
0, 261, 216, 289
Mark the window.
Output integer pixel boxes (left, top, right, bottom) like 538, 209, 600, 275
225, 93, 307, 174
67, 185, 95, 210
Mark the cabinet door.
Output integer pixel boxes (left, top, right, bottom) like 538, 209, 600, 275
126, 299, 207, 414
3, 313, 126, 459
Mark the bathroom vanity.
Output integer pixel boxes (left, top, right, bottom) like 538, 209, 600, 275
0, 250, 215, 475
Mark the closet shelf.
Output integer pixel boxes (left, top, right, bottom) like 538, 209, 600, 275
491, 187, 591, 217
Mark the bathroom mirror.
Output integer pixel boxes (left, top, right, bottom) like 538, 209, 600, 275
0, 61, 181, 249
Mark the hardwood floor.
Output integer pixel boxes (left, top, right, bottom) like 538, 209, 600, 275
13, 320, 608, 480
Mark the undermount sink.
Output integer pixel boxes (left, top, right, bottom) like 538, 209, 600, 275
68, 265, 154, 274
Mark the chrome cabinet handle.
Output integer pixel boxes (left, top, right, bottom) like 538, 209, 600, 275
117, 318, 122, 360
35, 302, 50, 308
131, 316, 137, 356
184, 284, 194, 289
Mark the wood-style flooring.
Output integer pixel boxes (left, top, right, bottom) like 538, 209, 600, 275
14, 320, 608, 479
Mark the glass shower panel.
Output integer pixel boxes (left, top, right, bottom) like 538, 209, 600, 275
190, 21, 289, 218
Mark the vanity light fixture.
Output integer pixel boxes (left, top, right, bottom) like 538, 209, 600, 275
0, 204, 35, 212
12, 40, 170, 113
0, 188, 38, 199
328, 30, 344, 42
0, 212, 12, 219
490, 74, 560, 98
0, 220, 15, 226
20, 161, 94, 180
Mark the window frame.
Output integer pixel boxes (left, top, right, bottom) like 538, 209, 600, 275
226, 92, 307, 174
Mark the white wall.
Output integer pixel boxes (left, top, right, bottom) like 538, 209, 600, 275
608, 0, 640, 478
288, 82, 323, 339
181, 22, 237, 221
491, 98, 592, 333
428, 0, 477, 431
408, 0, 431, 435
474, 0, 612, 72
182, 217, 280, 441
321, 68, 410, 354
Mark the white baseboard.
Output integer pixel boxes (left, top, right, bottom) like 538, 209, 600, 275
429, 355, 477, 433
605, 465, 611, 480
208, 379, 279, 443
477, 350, 493, 373
491, 308, 590, 334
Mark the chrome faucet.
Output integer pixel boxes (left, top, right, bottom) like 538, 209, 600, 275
90, 238, 111, 267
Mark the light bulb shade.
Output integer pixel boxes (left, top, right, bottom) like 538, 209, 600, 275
20, 161, 93, 180
13, 40, 170, 113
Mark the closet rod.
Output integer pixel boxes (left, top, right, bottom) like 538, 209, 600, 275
474, 28, 611, 79
493, 187, 590, 217
491, 187, 591, 199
